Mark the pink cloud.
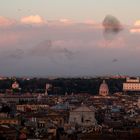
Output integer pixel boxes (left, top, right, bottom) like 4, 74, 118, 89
130, 28, 140, 33
0, 16, 15, 26
20, 15, 46, 25
0, 33, 19, 47
134, 20, 140, 26
130, 20, 140, 33
98, 37, 126, 48
84, 19, 95, 25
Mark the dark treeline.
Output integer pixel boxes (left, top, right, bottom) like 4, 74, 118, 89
0, 78, 125, 95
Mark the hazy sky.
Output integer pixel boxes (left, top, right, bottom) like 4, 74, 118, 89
0, 0, 140, 76
0, 0, 140, 23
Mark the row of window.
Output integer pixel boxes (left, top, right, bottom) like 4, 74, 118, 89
0, 120, 18, 124
123, 84, 140, 90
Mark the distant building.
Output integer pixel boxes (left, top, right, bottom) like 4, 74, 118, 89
137, 98, 140, 109
12, 81, 19, 89
16, 104, 49, 112
0, 118, 19, 125
1, 94, 37, 103
123, 77, 140, 91
69, 104, 97, 127
99, 80, 109, 96
45, 83, 51, 96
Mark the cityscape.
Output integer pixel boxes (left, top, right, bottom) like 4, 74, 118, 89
0, 0, 140, 139
0, 76, 140, 139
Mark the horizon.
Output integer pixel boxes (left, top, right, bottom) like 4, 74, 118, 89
0, 74, 139, 79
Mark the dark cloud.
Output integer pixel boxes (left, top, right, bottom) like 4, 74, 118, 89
11, 49, 24, 59
57, 47, 75, 59
112, 58, 118, 63
102, 15, 123, 40
5, 49, 25, 59
31, 40, 52, 56
30, 40, 75, 59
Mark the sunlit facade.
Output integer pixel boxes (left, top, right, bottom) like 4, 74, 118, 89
99, 80, 109, 96
123, 77, 140, 91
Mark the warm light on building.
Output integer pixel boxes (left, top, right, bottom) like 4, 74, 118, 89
123, 77, 140, 91
12, 81, 19, 89
99, 80, 109, 96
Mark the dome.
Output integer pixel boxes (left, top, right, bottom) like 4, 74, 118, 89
99, 80, 109, 96
12, 81, 19, 89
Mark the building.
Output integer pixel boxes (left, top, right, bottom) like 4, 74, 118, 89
137, 98, 140, 109
12, 81, 20, 89
99, 80, 109, 96
45, 83, 51, 96
123, 77, 140, 91
0, 94, 37, 103
0, 125, 17, 140
69, 104, 97, 127
0, 118, 19, 125
16, 104, 49, 112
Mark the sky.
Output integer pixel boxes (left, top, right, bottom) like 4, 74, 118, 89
0, 0, 140, 77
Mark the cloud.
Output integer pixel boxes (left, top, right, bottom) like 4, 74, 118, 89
130, 28, 140, 33
84, 20, 95, 25
9, 49, 25, 59
59, 19, 74, 25
0, 16, 15, 26
134, 20, 140, 26
102, 15, 123, 40
46, 19, 76, 27
130, 20, 140, 33
3, 49, 25, 60
112, 58, 118, 63
98, 37, 125, 48
30, 39, 75, 59
31, 40, 52, 56
20, 15, 46, 25
0, 33, 19, 47
0, 15, 140, 76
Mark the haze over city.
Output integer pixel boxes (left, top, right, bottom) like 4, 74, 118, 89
0, 0, 140, 76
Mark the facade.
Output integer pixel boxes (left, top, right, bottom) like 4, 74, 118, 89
0, 94, 37, 103
0, 118, 19, 125
99, 80, 109, 96
138, 98, 140, 109
45, 83, 51, 96
123, 77, 140, 91
16, 104, 49, 112
69, 104, 97, 127
25, 110, 66, 127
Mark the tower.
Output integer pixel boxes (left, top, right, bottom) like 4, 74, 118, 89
45, 83, 51, 96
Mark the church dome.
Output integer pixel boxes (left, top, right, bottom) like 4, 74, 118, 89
99, 80, 109, 96
12, 81, 19, 89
